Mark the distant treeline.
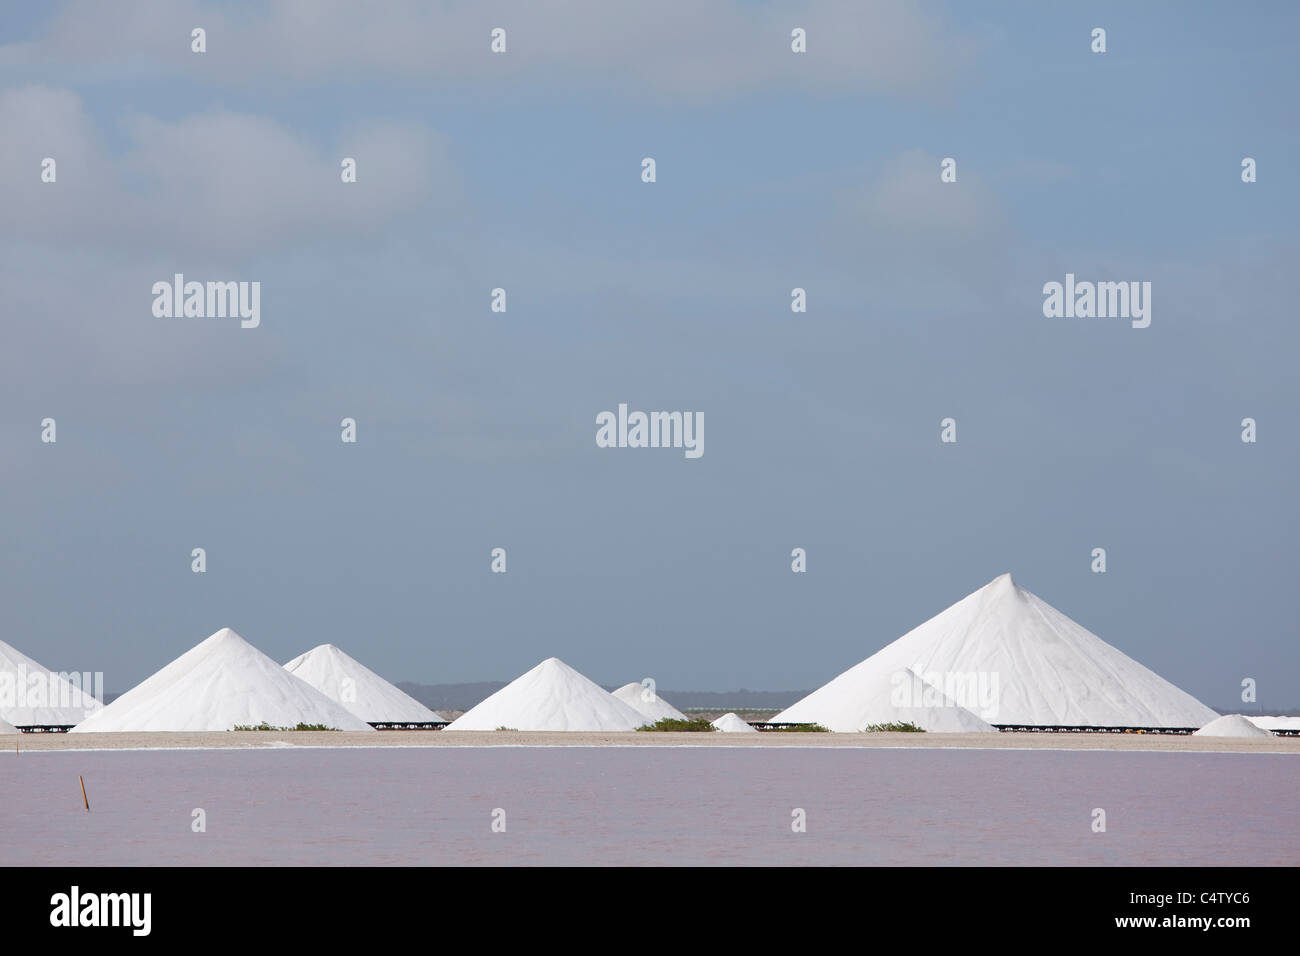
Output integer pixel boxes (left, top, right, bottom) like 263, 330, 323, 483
395, 682, 809, 712
96, 687, 1300, 716
396, 682, 508, 712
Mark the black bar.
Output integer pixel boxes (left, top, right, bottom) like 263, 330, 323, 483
2, 866, 1287, 942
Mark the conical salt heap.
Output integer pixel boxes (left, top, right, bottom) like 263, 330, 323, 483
711, 712, 758, 733
0, 639, 102, 726
285, 643, 446, 723
1194, 714, 1274, 738
72, 628, 374, 732
612, 682, 687, 722
446, 658, 647, 731
774, 574, 1217, 729
776, 666, 996, 732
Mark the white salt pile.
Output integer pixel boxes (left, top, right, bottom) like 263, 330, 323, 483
446, 658, 648, 731
711, 712, 758, 733
776, 573, 1216, 729
0, 715, 19, 735
1194, 714, 1275, 738
0, 638, 102, 726
284, 644, 446, 723
612, 682, 687, 722
774, 666, 996, 733
71, 628, 374, 733
1246, 715, 1300, 732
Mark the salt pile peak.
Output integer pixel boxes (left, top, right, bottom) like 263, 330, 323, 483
0, 638, 101, 726
612, 682, 687, 722
446, 658, 648, 731
1194, 714, 1274, 738
774, 666, 996, 733
284, 643, 445, 723
711, 712, 758, 733
777, 573, 1216, 729
71, 628, 374, 733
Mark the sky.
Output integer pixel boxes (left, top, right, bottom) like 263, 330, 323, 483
1, 1, 1296, 708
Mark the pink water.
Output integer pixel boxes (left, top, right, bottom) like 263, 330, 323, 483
1, 747, 1296, 865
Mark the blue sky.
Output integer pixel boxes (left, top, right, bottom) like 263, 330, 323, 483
1, 1, 1296, 708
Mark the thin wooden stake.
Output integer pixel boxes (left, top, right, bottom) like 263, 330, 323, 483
79, 775, 89, 811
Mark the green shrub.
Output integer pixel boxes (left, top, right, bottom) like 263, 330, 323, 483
231, 722, 338, 731
862, 721, 925, 733
768, 722, 830, 732
636, 718, 716, 732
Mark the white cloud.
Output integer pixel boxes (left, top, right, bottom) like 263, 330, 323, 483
806, 148, 1013, 313
0, 0, 977, 104
853, 148, 1007, 237
0, 85, 457, 257
123, 112, 455, 254
0, 86, 115, 235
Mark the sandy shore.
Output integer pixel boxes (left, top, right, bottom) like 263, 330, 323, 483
6, 730, 1299, 753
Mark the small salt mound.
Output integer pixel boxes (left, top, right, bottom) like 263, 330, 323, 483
711, 712, 757, 733
612, 682, 687, 722
1194, 714, 1275, 738
773, 666, 996, 733
284, 644, 446, 723
0, 639, 102, 726
446, 658, 647, 731
0, 715, 19, 735
1245, 715, 1300, 732
71, 628, 374, 733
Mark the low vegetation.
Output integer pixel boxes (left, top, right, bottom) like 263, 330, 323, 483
637, 718, 716, 732
862, 721, 925, 733
767, 722, 830, 733
231, 722, 338, 732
